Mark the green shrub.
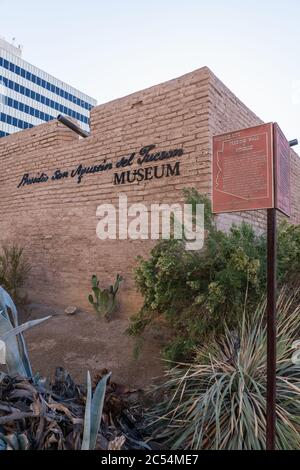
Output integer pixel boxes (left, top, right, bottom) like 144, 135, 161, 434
0, 245, 31, 304
127, 189, 300, 361
277, 220, 300, 285
146, 287, 300, 450
127, 190, 267, 361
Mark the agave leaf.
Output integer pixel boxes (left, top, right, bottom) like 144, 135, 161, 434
0, 372, 7, 383
0, 338, 6, 364
0, 287, 32, 377
81, 371, 92, 450
0, 309, 28, 376
0, 287, 51, 377
0, 286, 18, 324
1, 316, 52, 341
16, 434, 30, 450
89, 372, 111, 450
9, 434, 20, 450
0, 436, 7, 451
81, 371, 111, 450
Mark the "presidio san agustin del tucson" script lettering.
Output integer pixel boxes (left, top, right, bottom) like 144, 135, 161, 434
17, 145, 184, 189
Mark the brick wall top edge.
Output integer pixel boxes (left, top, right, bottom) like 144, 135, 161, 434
90, 66, 212, 119
207, 70, 263, 125
0, 119, 79, 150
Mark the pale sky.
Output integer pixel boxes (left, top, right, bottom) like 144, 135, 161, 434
1, 0, 299, 142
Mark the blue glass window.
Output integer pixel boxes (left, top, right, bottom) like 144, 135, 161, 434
0, 57, 94, 110
0, 112, 33, 130
0, 74, 90, 125
0, 130, 9, 138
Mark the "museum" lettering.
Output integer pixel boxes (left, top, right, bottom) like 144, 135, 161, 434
114, 161, 181, 185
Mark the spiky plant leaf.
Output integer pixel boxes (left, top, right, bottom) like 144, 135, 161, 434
0, 308, 30, 377
147, 287, 300, 450
81, 371, 92, 450
81, 371, 111, 450
0, 286, 51, 377
0, 286, 32, 377
1, 316, 52, 341
0, 338, 6, 364
90, 372, 111, 449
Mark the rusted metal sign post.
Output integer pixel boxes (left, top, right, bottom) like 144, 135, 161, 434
266, 207, 277, 450
212, 123, 296, 450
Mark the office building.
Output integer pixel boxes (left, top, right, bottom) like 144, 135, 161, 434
0, 37, 96, 138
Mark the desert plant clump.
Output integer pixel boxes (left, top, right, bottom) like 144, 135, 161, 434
0, 286, 151, 451
145, 287, 300, 450
0, 367, 152, 450
127, 189, 267, 361
127, 188, 300, 362
0, 244, 31, 305
277, 220, 300, 285
88, 274, 123, 321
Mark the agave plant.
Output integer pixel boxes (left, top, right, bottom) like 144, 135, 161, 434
81, 371, 111, 450
147, 287, 300, 450
0, 367, 112, 450
0, 286, 114, 451
0, 286, 51, 377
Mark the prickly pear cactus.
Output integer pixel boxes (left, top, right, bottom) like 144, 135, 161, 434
88, 274, 123, 320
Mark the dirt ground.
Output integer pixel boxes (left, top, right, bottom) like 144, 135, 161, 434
19, 304, 166, 389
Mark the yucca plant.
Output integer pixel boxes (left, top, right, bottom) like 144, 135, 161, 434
146, 286, 300, 450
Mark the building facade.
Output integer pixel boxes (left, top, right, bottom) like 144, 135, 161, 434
0, 67, 299, 385
0, 38, 96, 138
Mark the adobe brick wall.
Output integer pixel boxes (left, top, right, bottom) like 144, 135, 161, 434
0, 67, 214, 312
0, 67, 299, 384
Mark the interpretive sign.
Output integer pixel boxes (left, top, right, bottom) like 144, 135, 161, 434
212, 123, 274, 213
274, 123, 291, 217
212, 121, 295, 451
